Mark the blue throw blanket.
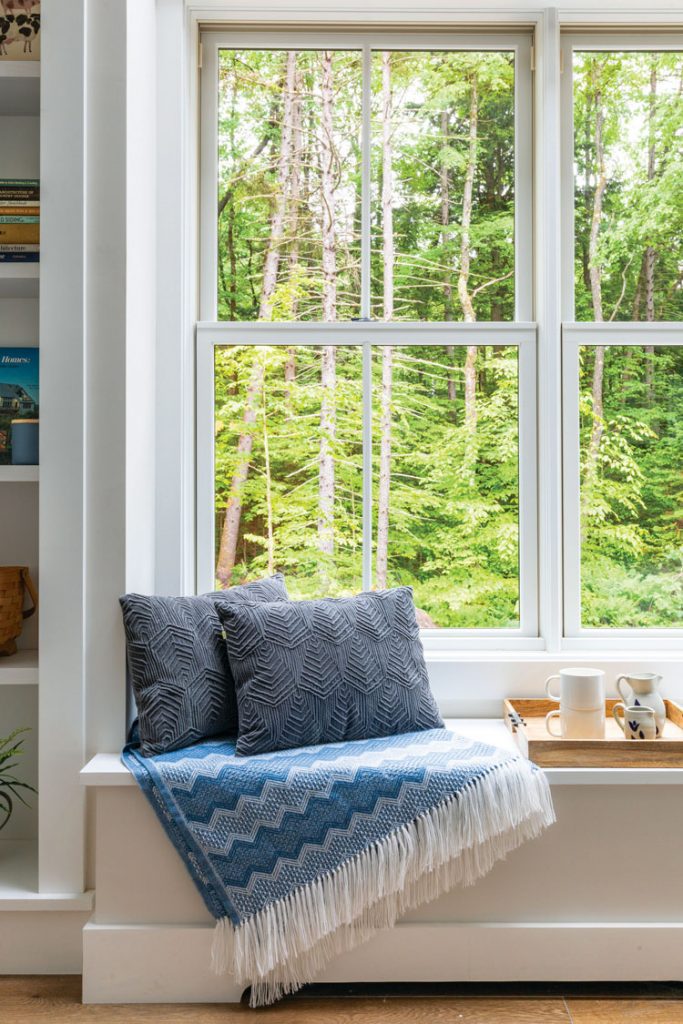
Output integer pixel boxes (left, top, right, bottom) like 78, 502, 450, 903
123, 729, 554, 1005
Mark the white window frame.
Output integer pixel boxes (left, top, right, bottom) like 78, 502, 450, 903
196, 29, 539, 649
560, 33, 683, 646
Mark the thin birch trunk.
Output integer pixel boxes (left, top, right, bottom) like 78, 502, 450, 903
318, 51, 337, 560
216, 52, 297, 586
262, 385, 275, 575
584, 62, 607, 516
376, 51, 394, 590
458, 72, 479, 481
644, 59, 658, 404
285, 65, 303, 412
440, 110, 457, 407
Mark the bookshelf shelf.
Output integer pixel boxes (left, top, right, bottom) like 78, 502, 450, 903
0, 840, 93, 910
0, 263, 39, 297
0, 649, 38, 686
0, 62, 40, 116
0, 465, 39, 482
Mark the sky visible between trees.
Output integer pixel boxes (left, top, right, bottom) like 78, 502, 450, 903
212, 47, 683, 629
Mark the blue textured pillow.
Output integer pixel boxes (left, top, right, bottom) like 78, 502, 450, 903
217, 587, 444, 756
120, 574, 289, 756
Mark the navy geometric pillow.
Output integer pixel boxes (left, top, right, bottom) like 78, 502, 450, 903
216, 586, 444, 757
120, 574, 289, 756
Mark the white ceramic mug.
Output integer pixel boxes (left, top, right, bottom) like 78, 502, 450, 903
545, 667, 606, 739
613, 703, 657, 740
545, 705, 606, 739
545, 667, 606, 711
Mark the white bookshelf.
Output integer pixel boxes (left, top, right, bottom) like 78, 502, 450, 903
0, 264, 39, 298
0, 649, 38, 685
0, 840, 92, 910
0, 465, 38, 482
0, 56, 41, 905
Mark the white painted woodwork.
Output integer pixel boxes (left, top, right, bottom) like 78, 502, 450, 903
0, 648, 38, 685
81, 726, 683, 1001
38, 0, 87, 895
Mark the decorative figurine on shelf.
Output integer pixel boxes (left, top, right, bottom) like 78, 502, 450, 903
0, 1, 40, 60
0, 566, 37, 656
616, 673, 666, 737
0, 728, 36, 832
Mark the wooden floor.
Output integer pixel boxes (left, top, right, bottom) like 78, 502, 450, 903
3, 978, 683, 1024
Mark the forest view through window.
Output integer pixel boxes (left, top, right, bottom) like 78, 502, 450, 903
211, 45, 524, 629
573, 51, 683, 629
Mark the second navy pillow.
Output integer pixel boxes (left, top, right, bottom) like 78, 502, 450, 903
217, 586, 444, 756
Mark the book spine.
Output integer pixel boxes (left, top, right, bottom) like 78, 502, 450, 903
0, 253, 40, 262
0, 216, 40, 224
0, 180, 40, 188
0, 207, 40, 216
0, 225, 40, 243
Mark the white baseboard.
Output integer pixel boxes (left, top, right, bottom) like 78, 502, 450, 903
82, 920, 683, 1003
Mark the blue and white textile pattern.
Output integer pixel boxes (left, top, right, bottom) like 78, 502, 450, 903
123, 728, 554, 1006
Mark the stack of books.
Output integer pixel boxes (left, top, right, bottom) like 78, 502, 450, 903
0, 179, 39, 263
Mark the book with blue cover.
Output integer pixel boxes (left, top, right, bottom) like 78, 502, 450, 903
0, 347, 39, 464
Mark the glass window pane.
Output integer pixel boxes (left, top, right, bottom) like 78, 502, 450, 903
372, 344, 520, 627
214, 345, 364, 596
579, 345, 683, 627
371, 51, 516, 322
573, 51, 683, 322
217, 50, 363, 321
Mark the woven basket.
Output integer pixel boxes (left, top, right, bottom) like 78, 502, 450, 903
0, 566, 38, 657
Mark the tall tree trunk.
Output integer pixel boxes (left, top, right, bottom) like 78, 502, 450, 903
262, 384, 275, 575
376, 52, 394, 590
458, 72, 479, 480
439, 110, 457, 407
284, 65, 303, 412
584, 62, 607, 513
318, 51, 337, 560
216, 52, 298, 586
644, 58, 658, 404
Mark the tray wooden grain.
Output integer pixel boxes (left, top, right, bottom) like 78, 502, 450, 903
504, 697, 683, 768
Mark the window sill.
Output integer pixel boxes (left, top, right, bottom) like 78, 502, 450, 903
81, 720, 683, 790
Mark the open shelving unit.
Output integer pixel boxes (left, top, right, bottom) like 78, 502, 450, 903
0, 54, 86, 914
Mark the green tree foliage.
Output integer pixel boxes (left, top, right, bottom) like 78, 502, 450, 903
575, 51, 683, 627
580, 346, 683, 627
213, 47, 682, 630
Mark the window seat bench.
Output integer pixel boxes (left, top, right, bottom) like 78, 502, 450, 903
79, 719, 683, 1004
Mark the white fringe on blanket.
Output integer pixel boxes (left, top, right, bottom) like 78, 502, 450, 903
211, 757, 555, 1007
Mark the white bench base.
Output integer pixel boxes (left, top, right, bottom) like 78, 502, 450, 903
81, 721, 683, 1003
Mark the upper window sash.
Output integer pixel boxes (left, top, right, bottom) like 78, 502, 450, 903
560, 32, 683, 324
199, 29, 533, 324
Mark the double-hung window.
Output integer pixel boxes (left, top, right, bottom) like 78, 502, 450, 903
561, 35, 683, 646
197, 31, 537, 645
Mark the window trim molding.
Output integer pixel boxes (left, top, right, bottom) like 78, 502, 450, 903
153, 5, 683, 660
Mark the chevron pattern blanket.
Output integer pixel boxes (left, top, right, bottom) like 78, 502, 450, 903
122, 729, 554, 1006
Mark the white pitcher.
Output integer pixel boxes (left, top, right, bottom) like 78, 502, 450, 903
616, 673, 666, 737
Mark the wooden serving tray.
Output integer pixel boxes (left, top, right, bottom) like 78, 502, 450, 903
504, 697, 683, 768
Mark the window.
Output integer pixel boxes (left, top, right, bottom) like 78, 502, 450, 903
561, 35, 683, 643
198, 32, 535, 639
193, 23, 683, 651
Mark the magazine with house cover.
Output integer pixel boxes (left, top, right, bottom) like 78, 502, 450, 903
0, 347, 38, 464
